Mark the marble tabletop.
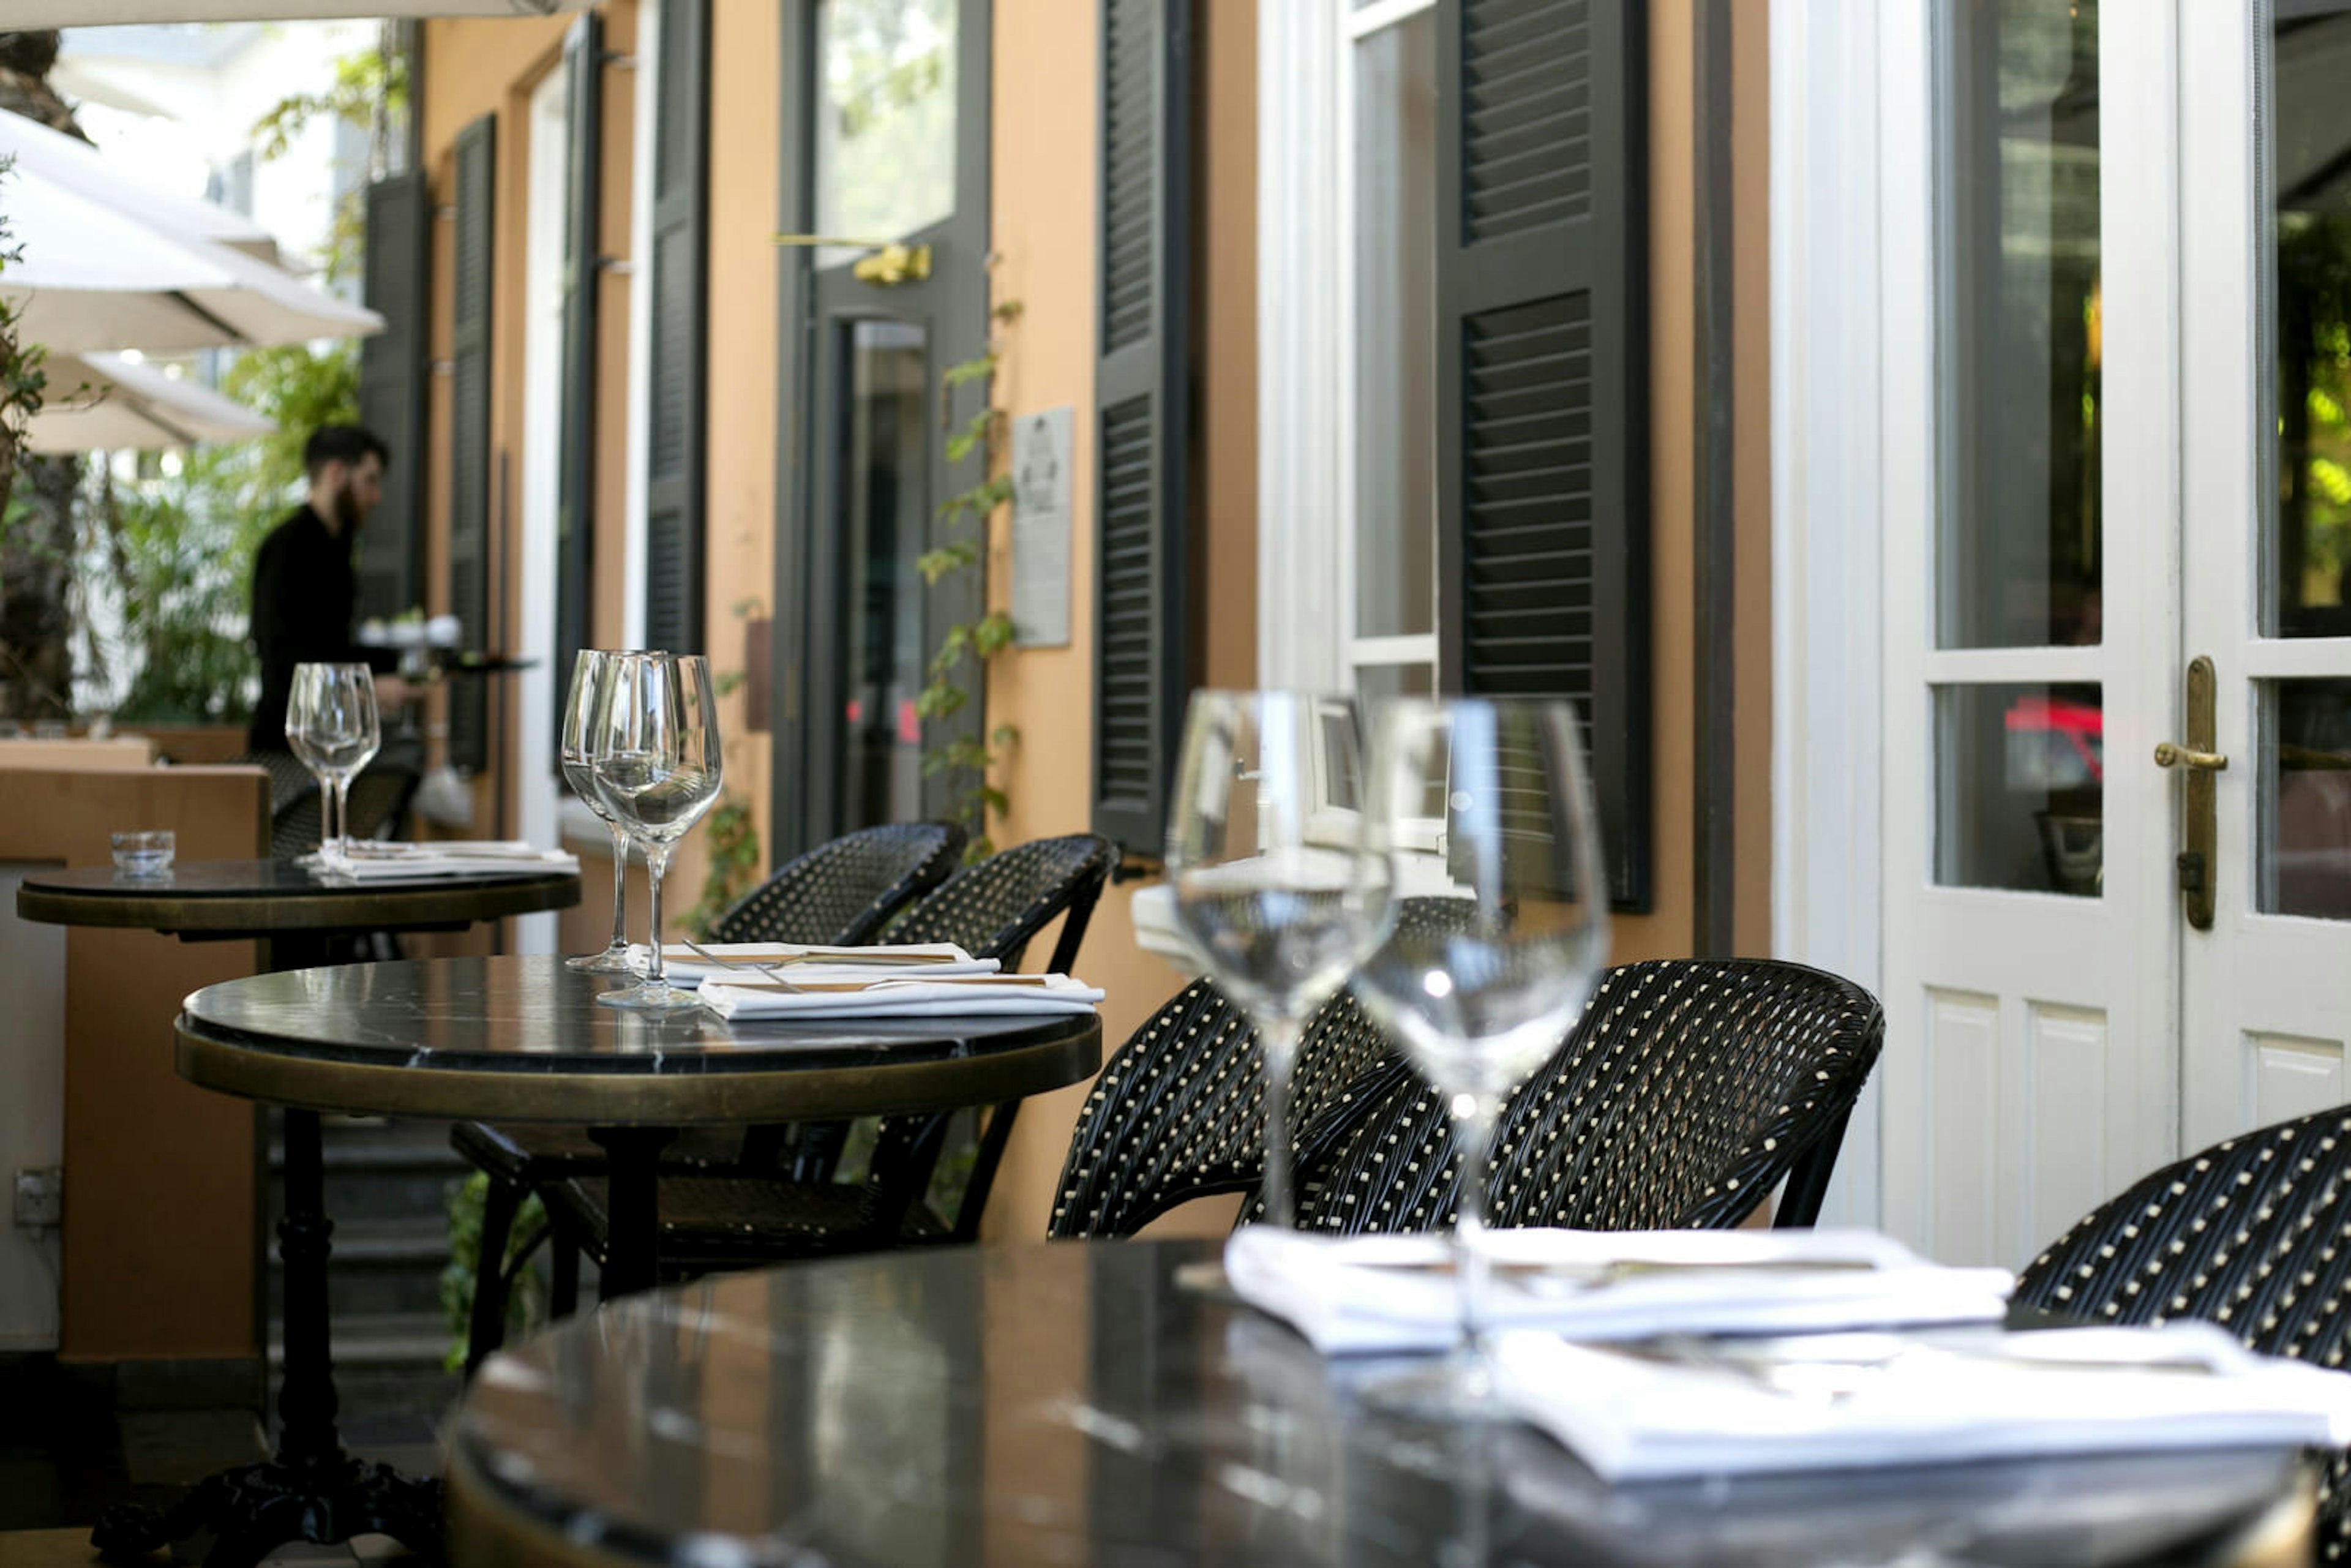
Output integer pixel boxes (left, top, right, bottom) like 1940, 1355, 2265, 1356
444, 1239, 2313, 1568
17, 857, 579, 934
174, 954, 1104, 1125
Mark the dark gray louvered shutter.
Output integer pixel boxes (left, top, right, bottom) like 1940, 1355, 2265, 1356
356, 170, 429, 623
1090, 0, 1193, 858
643, 0, 708, 655
1437, 0, 1651, 909
448, 116, 495, 772
555, 12, 603, 742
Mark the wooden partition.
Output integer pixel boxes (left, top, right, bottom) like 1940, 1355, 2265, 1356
0, 737, 157, 771
0, 765, 269, 1363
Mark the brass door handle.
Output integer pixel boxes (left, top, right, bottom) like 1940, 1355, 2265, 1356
2153, 742, 2229, 771
2164, 657, 2222, 930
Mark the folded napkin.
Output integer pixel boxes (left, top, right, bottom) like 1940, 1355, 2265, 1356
634, 941, 996, 989
698, 972, 1103, 1021
312, 843, 580, 881
1223, 1226, 2014, 1356
1495, 1321, 2351, 1481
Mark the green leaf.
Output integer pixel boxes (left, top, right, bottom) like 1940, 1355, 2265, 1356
942, 353, 999, 390
990, 723, 1020, 747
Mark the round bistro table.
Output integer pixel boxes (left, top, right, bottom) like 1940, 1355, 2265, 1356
98, 954, 1103, 1568
15, 858, 579, 958
444, 1239, 2318, 1568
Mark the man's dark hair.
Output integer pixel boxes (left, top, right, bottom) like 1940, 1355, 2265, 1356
302, 425, 389, 479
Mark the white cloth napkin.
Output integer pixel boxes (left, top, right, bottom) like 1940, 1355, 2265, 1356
1494, 1321, 2351, 1481
1223, 1226, 2015, 1356
697, 972, 1104, 1021
634, 941, 997, 989
311, 842, 580, 881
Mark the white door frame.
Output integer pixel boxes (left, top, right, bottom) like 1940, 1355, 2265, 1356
514, 65, 572, 955
1768, 0, 1886, 1231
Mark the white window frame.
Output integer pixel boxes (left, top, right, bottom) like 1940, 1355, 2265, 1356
1262, 0, 1443, 858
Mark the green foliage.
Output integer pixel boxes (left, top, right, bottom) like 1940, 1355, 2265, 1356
440, 1172, 546, 1374
252, 46, 407, 162
921, 302, 1026, 864
0, 157, 50, 517
682, 798, 760, 941
83, 342, 359, 723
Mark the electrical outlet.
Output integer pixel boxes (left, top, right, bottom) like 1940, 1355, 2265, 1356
13, 1168, 61, 1230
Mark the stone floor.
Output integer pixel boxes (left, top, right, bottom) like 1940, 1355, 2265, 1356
0, 1356, 450, 1566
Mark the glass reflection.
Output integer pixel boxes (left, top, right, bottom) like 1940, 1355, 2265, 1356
838, 320, 929, 832
1939, 0, 2102, 650
2272, 9, 2351, 636
1936, 683, 2104, 895
814, 0, 958, 268
2267, 678, 2351, 918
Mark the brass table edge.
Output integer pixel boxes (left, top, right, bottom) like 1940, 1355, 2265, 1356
174, 1015, 1103, 1126
445, 1443, 609, 1568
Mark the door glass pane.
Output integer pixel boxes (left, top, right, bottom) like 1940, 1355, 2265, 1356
1935, 682, 2105, 895
838, 321, 928, 832
2271, 9, 2351, 637
2264, 678, 2351, 916
1353, 10, 1437, 640
814, 0, 958, 264
1938, 1, 2102, 650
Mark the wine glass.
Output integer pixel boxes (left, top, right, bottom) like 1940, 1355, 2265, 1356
587, 652, 724, 1012
1350, 697, 1609, 1403
1166, 690, 1393, 1229
285, 662, 381, 872
561, 650, 637, 973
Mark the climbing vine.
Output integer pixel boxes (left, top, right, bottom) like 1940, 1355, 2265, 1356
917, 290, 1025, 862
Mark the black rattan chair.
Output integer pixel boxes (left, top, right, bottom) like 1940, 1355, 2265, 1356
708, 821, 969, 946
1286, 958, 1883, 1234
1047, 980, 1404, 1239
453, 821, 967, 1370
2014, 1109, 2351, 1560
542, 833, 1119, 1283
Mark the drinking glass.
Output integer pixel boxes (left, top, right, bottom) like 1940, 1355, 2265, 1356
1165, 690, 1392, 1228
561, 650, 636, 973
285, 662, 381, 871
1351, 697, 1609, 1402
586, 652, 724, 1011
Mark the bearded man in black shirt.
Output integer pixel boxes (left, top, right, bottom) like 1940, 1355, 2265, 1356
246, 425, 414, 750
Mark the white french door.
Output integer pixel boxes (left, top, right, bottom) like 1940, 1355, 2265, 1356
2178, 4, 2351, 1148
1880, 0, 2351, 1268
1880, 1, 2181, 1269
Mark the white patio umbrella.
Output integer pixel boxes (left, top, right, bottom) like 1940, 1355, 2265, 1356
28, 352, 274, 452
4, 0, 588, 18
0, 104, 278, 263
0, 130, 383, 354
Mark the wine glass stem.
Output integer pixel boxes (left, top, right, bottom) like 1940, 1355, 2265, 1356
604, 822, 630, 953
313, 773, 337, 860
1259, 1015, 1302, 1230
1452, 1095, 1499, 1354
332, 776, 353, 858
642, 842, 672, 989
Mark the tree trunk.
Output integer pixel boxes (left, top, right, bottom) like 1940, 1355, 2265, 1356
0, 453, 78, 721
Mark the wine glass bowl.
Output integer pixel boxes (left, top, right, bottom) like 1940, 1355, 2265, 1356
285, 662, 382, 872
562, 650, 637, 973
1165, 690, 1392, 1228
1349, 696, 1609, 1403
587, 652, 723, 1012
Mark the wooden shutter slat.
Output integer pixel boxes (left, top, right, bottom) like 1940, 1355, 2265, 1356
643, 0, 709, 656
1438, 0, 1648, 910
553, 12, 602, 743
356, 171, 429, 623
448, 115, 496, 773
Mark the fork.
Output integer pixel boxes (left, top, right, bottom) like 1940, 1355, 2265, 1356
680, 938, 803, 989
